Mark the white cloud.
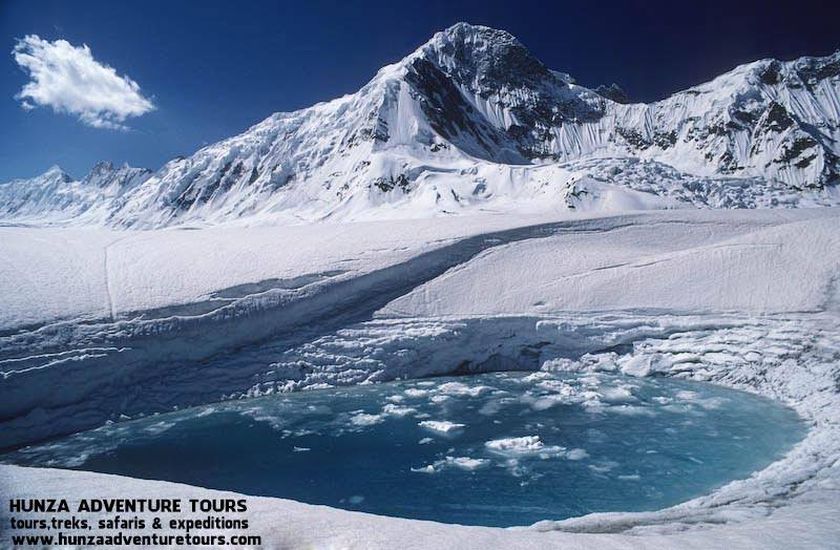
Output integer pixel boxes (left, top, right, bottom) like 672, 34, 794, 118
12, 35, 155, 130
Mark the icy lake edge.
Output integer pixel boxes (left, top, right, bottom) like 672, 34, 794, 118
0, 370, 807, 527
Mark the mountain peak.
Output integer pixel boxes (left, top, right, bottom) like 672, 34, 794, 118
435, 22, 519, 46
413, 23, 552, 93
87, 161, 116, 176
42, 165, 73, 182
595, 83, 631, 104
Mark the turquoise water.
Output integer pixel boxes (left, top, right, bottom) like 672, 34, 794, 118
4, 371, 805, 527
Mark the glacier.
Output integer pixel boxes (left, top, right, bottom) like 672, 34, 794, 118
2, 22, 840, 550
2, 208, 840, 548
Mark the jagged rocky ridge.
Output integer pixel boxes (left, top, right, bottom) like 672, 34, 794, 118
2, 23, 839, 226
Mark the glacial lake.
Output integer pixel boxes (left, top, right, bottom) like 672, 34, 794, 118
3, 371, 806, 527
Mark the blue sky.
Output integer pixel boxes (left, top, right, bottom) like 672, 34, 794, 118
1, 0, 838, 181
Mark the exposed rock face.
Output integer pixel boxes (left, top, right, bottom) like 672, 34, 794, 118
594, 84, 631, 104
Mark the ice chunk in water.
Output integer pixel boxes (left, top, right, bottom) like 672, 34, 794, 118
419, 420, 465, 434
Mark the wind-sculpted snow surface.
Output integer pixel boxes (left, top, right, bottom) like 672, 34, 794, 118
2, 23, 839, 227
382, 212, 840, 317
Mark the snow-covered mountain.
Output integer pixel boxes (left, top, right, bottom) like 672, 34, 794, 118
3, 23, 839, 226
0, 162, 151, 225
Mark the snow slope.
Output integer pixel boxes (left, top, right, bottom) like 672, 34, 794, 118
2, 24, 839, 227
382, 212, 840, 317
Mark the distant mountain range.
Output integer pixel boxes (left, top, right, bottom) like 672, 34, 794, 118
3, 23, 839, 226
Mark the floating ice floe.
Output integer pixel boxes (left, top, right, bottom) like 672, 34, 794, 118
484, 436, 566, 458
350, 412, 385, 426
436, 381, 494, 397
418, 420, 465, 434
412, 456, 491, 474
598, 386, 636, 403
382, 403, 417, 417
